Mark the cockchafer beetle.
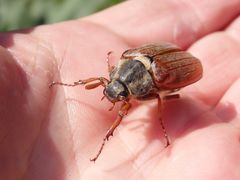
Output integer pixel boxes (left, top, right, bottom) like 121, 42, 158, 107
50, 42, 203, 162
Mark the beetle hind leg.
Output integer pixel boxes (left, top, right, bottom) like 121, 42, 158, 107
157, 96, 171, 147
164, 94, 180, 100
158, 93, 180, 147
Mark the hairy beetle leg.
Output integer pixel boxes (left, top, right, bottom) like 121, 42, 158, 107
90, 101, 131, 162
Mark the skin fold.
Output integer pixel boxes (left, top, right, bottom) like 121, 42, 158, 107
0, 0, 240, 179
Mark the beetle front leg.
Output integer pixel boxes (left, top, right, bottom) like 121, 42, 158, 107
106, 101, 131, 139
49, 77, 109, 89
90, 101, 131, 162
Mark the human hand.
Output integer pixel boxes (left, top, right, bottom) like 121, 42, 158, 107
0, 0, 240, 179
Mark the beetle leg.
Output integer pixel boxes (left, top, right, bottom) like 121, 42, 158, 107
157, 95, 170, 147
90, 101, 131, 162
49, 77, 109, 89
108, 102, 116, 111
136, 93, 159, 101
106, 101, 131, 139
164, 94, 180, 100
107, 51, 115, 73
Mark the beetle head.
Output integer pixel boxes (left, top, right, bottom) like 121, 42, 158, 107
104, 80, 129, 102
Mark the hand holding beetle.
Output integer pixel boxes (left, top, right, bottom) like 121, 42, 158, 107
50, 43, 203, 162
0, 0, 240, 179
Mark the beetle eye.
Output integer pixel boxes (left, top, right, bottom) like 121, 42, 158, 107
119, 91, 127, 97
118, 90, 128, 99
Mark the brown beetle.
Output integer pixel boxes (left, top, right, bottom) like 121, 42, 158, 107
50, 42, 203, 162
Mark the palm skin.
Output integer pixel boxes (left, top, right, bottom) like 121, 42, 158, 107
0, 0, 240, 179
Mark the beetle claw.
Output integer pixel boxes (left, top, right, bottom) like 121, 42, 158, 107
106, 133, 113, 141
108, 103, 115, 111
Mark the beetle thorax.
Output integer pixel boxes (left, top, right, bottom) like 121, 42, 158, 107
110, 59, 154, 99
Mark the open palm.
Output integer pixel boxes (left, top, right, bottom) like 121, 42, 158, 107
0, 0, 240, 179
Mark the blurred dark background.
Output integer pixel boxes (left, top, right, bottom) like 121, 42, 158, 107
0, 0, 124, 32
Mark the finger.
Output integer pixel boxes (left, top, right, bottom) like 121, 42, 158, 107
86, 0, 240, 47
187, 15, 240, 107
214, 18, 240, 125
214, 78, 240, 127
